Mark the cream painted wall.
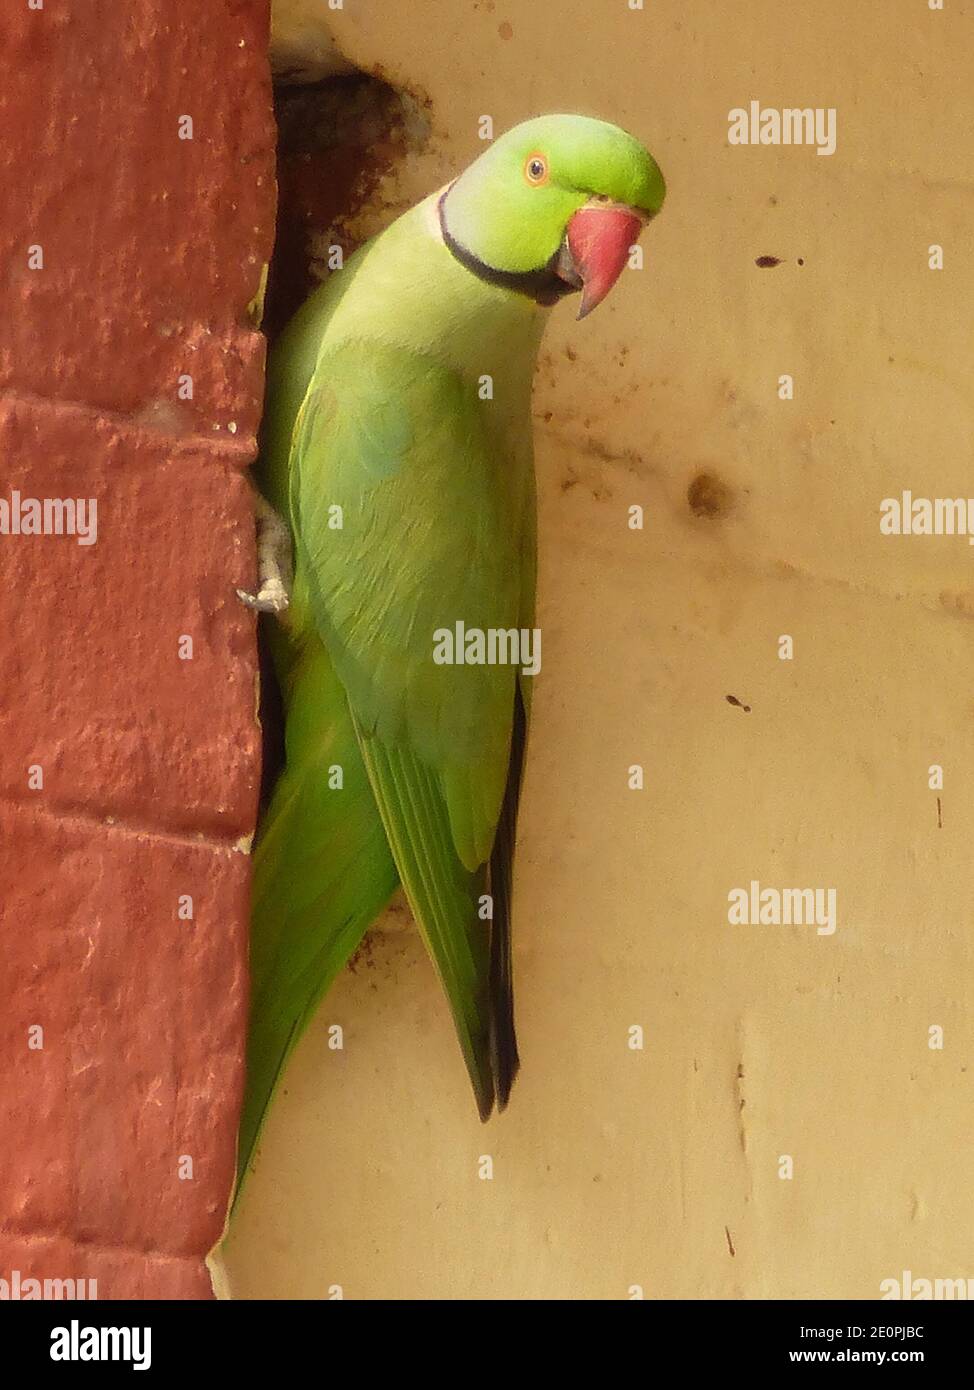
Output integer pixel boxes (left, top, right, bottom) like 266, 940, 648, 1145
220, 0, 974, 1299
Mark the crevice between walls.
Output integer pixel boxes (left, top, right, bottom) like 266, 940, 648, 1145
252, 50, 430, 811
208, 11, 430, 1299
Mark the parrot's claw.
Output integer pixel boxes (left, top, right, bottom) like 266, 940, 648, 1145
237, 489, 294, 619
236, 579, 289, 614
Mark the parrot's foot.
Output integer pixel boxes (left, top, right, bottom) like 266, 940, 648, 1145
237, 491, 293, 616
237, 576, 289, 614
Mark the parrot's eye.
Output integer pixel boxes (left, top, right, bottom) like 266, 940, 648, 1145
524, 154, 549, 186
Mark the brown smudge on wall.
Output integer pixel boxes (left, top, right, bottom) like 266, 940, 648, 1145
687, 471, 735, 519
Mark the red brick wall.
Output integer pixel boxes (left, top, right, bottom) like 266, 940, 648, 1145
0, 1, 276, 1299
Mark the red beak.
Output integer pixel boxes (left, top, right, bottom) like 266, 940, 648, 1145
566, 204, 645, 319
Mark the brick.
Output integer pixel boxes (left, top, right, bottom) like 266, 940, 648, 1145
0, 1, 276, 441
0, 395, 261, 840
0, 803, 249, 1259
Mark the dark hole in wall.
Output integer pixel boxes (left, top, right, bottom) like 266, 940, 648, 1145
263, 73, 431, 346
256, 73, 430, 810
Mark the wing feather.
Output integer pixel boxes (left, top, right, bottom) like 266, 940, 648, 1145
291, 339, 534, 1112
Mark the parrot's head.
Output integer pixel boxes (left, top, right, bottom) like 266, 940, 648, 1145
439, 114, 665, 319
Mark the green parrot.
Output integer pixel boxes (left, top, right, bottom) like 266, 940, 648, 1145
235, 114, 665, 1191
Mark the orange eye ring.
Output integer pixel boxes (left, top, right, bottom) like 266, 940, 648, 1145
524, 152, 549, 186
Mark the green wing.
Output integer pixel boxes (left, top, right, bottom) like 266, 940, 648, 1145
291, 338, 534, 1117
236, 632, 399, 1195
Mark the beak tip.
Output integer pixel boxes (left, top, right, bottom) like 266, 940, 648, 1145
567, 203, 645, 324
